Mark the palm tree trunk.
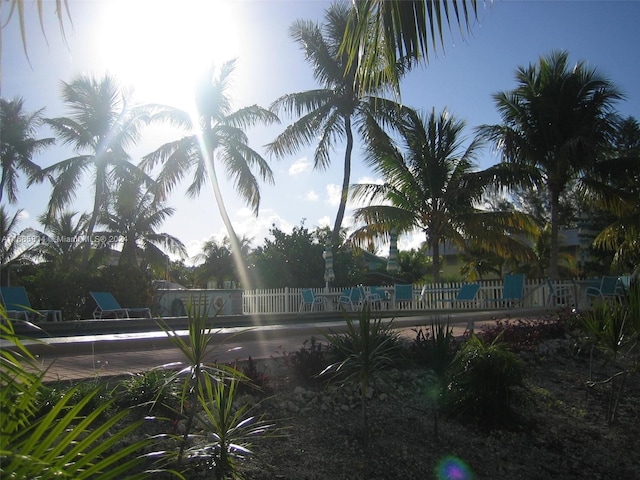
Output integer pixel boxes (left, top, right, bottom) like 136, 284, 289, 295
549, 189, 560, 280
332, 115, 353, 247
82, 171, 106, 268
432, 239, 441, 283
207, 155, 251, 289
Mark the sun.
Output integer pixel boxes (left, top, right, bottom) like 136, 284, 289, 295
94, 0, 241, 112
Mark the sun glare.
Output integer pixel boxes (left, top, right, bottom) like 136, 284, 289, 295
95, 0, 241, 112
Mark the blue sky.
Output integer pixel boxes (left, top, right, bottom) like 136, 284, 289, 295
2, 0, 639, 260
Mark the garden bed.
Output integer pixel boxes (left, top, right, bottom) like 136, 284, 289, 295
122, 317, 640, 479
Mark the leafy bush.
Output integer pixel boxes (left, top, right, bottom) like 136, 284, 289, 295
578, 280, 640, 424
273, 336, 330, 383
236, 356, 270, 394
115, 369, 177, 412
444, 334, 525, 426
478, 313, 570, 352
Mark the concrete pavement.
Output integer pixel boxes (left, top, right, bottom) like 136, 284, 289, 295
11, 307, 551, 383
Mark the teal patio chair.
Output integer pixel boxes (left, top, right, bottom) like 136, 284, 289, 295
0, 286, 62, 322
546, 279, 576, 307
90, 292, 151, 319
368, 286, 388, 309
586, 276, 622, 303
436, 283, 480, 308
486, 274, 525, 308
393, 284, 414, 309
298, 288, 327, 313
338, 287, 364, 311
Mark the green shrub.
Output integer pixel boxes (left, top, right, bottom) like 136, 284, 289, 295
273, 336, 330, 383
478, 314, 570, 352
116, 370, 177, 412
579, 280, 640, 424
444, 334, 525, 426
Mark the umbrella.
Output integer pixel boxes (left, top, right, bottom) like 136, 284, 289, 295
323, 241, 335, 289
387, 228, 399, 274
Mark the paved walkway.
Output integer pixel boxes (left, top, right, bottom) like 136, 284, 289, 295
14, 308, 548, 383
21, 321, 516, 382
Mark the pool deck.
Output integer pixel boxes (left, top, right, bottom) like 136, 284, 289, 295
6, 307, 554, 383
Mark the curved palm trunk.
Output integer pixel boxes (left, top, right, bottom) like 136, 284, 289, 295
82, 168, 107, 268
431, 239, 441, 284
548, 189, 560, 280
332, 115, 353, 248
207, 155, 251, 289
0, 175, 6, 203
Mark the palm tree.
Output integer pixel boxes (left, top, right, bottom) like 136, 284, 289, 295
477, 50, 623, 279
352, 107, 537, 283
586, 116, 640, 275
267, 2, 400, 248
97, 174, 187, 270
142, 60, 278, 287
0, 207, 36, 285
341, 0, 478, 94
32, 210, 91, 272
193, 236, 252, 288
42, 73, 153, 266
0, 1, 72, 93
0, 97, 53, 203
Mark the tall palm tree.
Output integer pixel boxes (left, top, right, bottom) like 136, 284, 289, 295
142, 60, 278, 287
0, 97, 53, 203
97, 174, 187, 269
267, 2, 400, 248
478, 51, 623, 279
342, 0, 478, 94
42, 73, 153, 266
352, 107, 537, 283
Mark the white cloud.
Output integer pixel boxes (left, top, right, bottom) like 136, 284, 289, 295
288, 157, 312, 176
305, 190, 319, 201
356, 175, 383, 185
326, 184, 341, 206
318, 215, 332, 228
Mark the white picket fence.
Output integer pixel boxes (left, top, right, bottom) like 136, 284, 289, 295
241, 279, 577, 315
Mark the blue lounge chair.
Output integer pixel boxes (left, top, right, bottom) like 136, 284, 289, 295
90, 292, 151, 319
298, 288, 327, 313
0, 286, 62, 322
436, 283, 480, 308
486, 274, 525, 308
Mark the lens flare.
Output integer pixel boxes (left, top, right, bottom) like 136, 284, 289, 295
435, 456, 475, 480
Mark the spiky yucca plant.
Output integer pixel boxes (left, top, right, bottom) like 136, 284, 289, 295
185, 374, 275, 480
321, 305, 401, 445
157, 298, 247, 462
